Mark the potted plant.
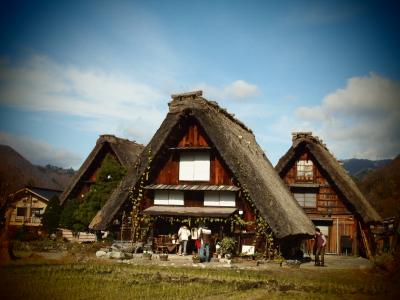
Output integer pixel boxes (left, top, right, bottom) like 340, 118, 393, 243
192, 253, 201, 263
142, 251, 152, 260
220, 237, 236, 258
159, 253, 168, 261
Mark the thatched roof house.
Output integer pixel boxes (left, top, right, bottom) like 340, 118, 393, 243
275, 132, 381, 256
60, 134, 144, 205
90, 91, 314, 241
275, 132, 381, 224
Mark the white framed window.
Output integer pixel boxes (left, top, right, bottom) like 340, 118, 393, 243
154, 190, 184, 205
296, 160, 313, 179
204, 191, 236, 207
179, 152, 210, 181
293, 193, 317, 208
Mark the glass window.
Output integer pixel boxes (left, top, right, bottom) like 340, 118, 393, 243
154, 190, 184, 205
31, 208, 42, 217
179, 152, 210, 181
204, 191, 236, 207
294, 193, 317, 208
296, 160, 313, 180
17, 207, 26, 217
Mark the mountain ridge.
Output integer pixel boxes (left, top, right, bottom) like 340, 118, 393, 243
0, 144, 75, 206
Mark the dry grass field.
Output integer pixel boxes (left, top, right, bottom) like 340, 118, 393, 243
1, 256, 399, 300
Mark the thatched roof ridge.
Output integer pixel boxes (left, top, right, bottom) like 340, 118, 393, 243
275, 133, 381, 224
90, 93, 315, 239
59, 135, 143, 205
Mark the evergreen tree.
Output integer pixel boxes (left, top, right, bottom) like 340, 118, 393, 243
41, 196, 62, 234
59, 198, 79, 230
60, 154, 126, 232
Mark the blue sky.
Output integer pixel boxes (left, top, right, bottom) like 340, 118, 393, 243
0, 0, 399, 168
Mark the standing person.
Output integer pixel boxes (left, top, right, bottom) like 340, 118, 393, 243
199, 226, 212, 262
314, 228, 327, 266
178, 225, 190, 255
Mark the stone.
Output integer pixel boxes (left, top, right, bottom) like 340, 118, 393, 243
96, 250, 107, 258
109, 251, 125, 259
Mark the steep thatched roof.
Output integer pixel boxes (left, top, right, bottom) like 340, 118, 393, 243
59, 135, 144, 205
90, 91, 315, 239
275, 132, 381, 224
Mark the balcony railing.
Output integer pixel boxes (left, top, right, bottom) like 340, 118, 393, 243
10, 216, 42, 225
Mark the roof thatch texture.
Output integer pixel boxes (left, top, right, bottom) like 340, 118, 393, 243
59, 135, 144, 205
90, 92, 315, 239
275, 132, 381, 224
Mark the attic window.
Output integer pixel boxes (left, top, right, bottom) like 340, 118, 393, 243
294, 193, 317, 208
204, 191, 236, 207
296, 160, 313, 180
179, 152, 210, 181
154, 190, 184, 206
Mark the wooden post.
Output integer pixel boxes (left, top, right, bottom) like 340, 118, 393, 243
358, 221, 372, 259
353, 220, 358, 256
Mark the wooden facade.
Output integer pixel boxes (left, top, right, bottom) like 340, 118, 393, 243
140, 120, 257, 246
8, 187, 61, 228
281, 149, 360, 254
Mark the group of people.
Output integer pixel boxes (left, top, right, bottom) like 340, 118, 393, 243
177, 225, 212, 262
178, 225, 327, 265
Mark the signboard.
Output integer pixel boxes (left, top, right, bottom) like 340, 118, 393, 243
241, 245, 255, 255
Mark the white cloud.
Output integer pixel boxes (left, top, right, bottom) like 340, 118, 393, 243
0, 131, 81, 168
195, 80, 260, 101
0, 55, 166, 141
295, 73, 400, 160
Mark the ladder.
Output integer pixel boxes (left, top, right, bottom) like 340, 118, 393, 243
359, 222, 372, 259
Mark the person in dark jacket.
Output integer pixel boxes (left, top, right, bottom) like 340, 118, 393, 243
314, 227, 327, 266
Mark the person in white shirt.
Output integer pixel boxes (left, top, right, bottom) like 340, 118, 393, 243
178, 225, 191, 255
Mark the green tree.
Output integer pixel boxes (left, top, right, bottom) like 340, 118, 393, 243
60, 154, 126, 232
59, 198, 79, 230
41, 196, 62, 234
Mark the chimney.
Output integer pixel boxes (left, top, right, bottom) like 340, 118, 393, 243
171, 90, 203, 102
99, 134, 117, 144
291, 131, 313, 142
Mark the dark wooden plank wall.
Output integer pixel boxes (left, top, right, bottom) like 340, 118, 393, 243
154, 124, 233, 186
147, 122, 256, 229
282, 150, 350, 215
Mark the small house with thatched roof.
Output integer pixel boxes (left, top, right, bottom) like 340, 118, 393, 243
275, 132, 381, 257
90, 91, 314, 258
60, 135, 144, 206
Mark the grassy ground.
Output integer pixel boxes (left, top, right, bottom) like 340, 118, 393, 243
1, 259, 399, 300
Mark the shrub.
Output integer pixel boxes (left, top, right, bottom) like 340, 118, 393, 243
220, 237, 236, 255
59, 198, 80, 230
41, 196, 62, 234
60, 154, 126, 232
373, 253, 395, 271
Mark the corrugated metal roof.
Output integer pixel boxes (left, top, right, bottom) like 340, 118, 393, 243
144, 184, 240, 191
29, 187, 61, 201
142, 206, 237, 217
289, 183, 321, 188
